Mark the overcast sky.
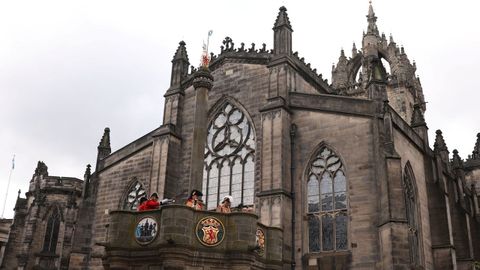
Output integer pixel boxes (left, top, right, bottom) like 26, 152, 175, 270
0, 0, 479, 218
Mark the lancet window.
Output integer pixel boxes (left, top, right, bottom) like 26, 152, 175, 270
306, 146, 347, 252
42, 210, 61, 253
123, 180, 146, 210
403, 164, 421, 266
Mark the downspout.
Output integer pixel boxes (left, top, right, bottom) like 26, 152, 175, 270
290, 124, 297, 270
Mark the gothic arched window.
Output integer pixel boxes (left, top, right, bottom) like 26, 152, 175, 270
202, 101, 255, 210
123, 181, 146, 210
42, 210, 61, 253
403, 164, 421, 266
306, 146, 347, 252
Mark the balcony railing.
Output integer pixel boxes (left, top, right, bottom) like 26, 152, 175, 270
99, 205, 284, 269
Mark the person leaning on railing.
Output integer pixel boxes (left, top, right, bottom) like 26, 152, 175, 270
185, 190, 205, 210
216, 195, 233, 213
138, 193, 175, 211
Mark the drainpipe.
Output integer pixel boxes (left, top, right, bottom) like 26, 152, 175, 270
290, 124, 297, 270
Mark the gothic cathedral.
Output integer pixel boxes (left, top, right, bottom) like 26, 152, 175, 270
2, 4, 480, 270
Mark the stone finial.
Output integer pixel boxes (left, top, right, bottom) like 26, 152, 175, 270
192, 67, 214, 90
273, 6, 293, 56
472, 133, 480, 160
18, 189, 21, 198
411, 103, 426, 127
172, 41, 189, 62
34, 161, 49, 177
452, 149, 464, 169
169, 41, 190, 88
273, 6, 293, 31
352, 42, 358, 57
221, 37, 235, 53
434, 129, 448, 153
84, 164, 91, 180
98, 127, 111, 149
97, 127, 111, 161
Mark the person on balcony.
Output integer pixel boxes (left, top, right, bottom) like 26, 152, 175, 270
185, 190, 204, 210
216, 195, 233, 213
137, 197, 148, 211
141, 193, 160, 211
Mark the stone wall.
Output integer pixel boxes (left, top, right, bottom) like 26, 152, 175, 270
90, 145, 154, 269
292, 110, 376, 269
393, 128, 434, 269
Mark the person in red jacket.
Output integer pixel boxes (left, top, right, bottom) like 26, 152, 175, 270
141, 193, 160, 211
137, 197, 148, 211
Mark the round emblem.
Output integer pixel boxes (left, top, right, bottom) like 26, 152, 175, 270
195, 216, 225, 247
134, 217, 158, 245
255, 228, 265, 256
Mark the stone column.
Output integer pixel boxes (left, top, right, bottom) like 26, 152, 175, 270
189, 68, 213, 192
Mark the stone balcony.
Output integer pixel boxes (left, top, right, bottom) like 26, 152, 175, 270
101, 205, 284, 270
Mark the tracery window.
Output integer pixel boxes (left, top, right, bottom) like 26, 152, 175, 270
403, 164, 421, 266
202, 101, 255, 210
42, 210, 60, 253
306, 146, 347, 252
123, 181, 146, 210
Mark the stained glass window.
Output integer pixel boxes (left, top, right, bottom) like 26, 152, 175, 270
307, 146, 347, 252
404, 164, 421, 266
202, 102, 255, 209
123, 181, 146, 210
42, 210, 60, 253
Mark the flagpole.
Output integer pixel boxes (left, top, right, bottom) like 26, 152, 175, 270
1, 154, 15, 219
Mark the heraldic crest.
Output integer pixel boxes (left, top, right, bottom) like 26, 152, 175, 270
195, 216, 225, 247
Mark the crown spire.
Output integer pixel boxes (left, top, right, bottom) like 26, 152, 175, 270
366, 1, 379, 36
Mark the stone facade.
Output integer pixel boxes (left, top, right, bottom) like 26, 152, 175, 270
2, 4, 480, 270
0, 218, 12, 267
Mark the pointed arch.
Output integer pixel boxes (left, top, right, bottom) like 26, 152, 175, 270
305, 142, 348, 253
120, 178, 147, 210
403, 161, 423, 266
207, 95, 257, 136
42, 206, 62, 253
203, 96, 256, 209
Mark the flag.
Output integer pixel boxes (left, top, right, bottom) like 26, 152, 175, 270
12, 154, 15, 170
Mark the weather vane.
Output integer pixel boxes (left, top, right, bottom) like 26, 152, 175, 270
201, 30, 213, 68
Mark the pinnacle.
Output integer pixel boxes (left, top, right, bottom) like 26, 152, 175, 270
434, 129, 448, 153
98, 127, 111, 149
172, 40, 189, 62
84, 164, 92, 178
273, 6, 293, 31
452, 149, 464, 169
